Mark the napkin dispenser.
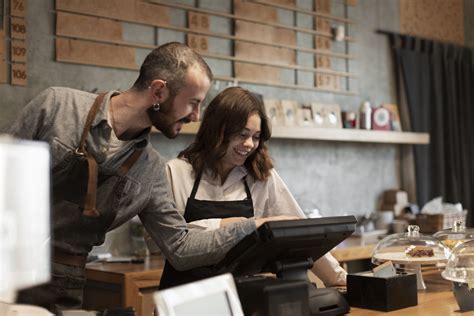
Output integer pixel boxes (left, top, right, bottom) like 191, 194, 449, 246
347, 269, 417, 311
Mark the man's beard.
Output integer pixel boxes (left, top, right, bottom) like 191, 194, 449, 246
147, 96, 180, 139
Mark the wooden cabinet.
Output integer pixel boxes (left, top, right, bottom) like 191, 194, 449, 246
83, 256, 165, 316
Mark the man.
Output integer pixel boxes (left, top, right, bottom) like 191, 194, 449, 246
9, 42, 285, 312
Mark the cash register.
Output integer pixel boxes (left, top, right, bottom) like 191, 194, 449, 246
213, 216, 357, 316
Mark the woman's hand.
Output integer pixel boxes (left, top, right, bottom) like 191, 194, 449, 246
254, 215, 300, 228
220, 217, 247, 227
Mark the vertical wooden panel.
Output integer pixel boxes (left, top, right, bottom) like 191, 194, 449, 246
235, 21, 296, 46
56, 12, 123, 42
233, 3, 296, 85
234, 63, 281, 84
233, 0, 277, 21
315, 0, 330, 13
10, 0, 26, 17
56, 38, 137, 70
134, 1, 170, 26
11, 62, 27, 86
0, 30, 6, 83
236, 42, 295, 65
400, 0, 464, 45
56, 0, 170, 26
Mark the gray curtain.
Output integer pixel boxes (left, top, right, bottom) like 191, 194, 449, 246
388, 33, 474, 226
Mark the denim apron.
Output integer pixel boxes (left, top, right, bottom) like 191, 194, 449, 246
158, 173, 254, 289
17, 93, 143, 312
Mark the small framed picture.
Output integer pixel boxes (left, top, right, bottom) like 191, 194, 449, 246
296, 104, 314, 127
311, 103, 342, 128
382, 103, 402, 131
281, 100, 298, 126
263, 99, 283, 127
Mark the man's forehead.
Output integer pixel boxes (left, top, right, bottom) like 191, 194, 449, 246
180, 66, 211, 95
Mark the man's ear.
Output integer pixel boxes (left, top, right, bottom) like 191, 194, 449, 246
149, 79, 169, 103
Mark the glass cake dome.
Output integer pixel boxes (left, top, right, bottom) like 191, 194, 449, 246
372, 225, 449, 265
442, 239, 474, 285
442, 240, 474, 311
433, 221, 474, 252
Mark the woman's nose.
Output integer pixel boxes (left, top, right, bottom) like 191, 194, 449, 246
243, 136, 254, 148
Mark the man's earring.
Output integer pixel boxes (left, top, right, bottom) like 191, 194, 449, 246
153, 103, 160, 111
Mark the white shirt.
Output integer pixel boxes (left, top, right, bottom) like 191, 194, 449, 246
166, 158, 347, 286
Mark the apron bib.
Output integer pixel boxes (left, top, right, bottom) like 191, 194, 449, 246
158, 173, 254, 289
52, 93, 143, 254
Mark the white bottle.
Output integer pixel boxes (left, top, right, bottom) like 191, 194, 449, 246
359, 101, 372, 130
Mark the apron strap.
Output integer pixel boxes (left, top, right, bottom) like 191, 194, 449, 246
77, 93, 144, 217
243, 177, 252, 200
117, 148, 144, 177
189, 173, 202, 199
82, 154, 99, 217
78, 93, 106, 217
77, 94, 106, 155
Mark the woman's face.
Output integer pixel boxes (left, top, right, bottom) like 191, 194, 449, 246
221, 112, 261, 169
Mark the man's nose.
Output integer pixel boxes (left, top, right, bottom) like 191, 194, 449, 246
188, 105, 200, 122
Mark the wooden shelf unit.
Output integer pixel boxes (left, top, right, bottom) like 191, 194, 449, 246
164, 122, 430, 145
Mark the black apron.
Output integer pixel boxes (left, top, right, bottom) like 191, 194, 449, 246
158, 173, 254, 289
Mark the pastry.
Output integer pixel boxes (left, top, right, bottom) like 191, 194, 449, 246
442, 239, 467, 250
405, 245, 434, 257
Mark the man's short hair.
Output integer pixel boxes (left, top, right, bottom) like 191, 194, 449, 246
132, 42, 213, 96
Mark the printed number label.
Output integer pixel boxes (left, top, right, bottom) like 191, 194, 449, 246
188, 12, 210, 30
11, 17, 27, 39
11, 0, 26, 17
187, 34, 208, 52
11, 40, 26, 63
11, 63, 27, 86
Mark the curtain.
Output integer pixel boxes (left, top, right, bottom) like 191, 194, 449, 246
388, 34, 474, 226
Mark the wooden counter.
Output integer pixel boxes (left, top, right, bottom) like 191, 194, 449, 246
83, 256, 164, 316
350, 271, 465, 315
83, 256, 466, 316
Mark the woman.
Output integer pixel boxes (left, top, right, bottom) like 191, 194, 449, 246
159, 86, 346, 289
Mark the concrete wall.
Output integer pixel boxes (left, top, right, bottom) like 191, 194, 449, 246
0, 0, 469, 219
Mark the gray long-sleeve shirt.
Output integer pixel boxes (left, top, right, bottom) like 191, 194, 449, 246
9, 87, 256, 270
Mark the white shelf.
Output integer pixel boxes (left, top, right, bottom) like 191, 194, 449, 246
168, 122, 429, 145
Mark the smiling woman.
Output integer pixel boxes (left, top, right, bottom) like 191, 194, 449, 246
179, 86, 273, 183
158, 86, 348, 290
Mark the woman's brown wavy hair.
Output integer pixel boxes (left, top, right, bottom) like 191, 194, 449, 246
179, 86, 273, 181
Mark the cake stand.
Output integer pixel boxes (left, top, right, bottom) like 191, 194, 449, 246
373, 252, 447, 290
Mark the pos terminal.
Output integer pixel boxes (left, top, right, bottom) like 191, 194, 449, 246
213, 216, 357, 316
